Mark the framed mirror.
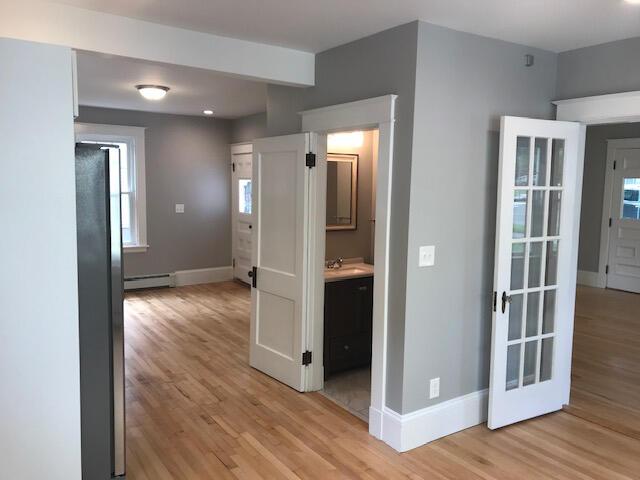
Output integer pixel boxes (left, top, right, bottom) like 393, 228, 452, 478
326, 153, 358, 230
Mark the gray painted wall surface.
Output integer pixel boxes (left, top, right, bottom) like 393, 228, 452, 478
579, 123, 640, 272
325, 130, 375, 263
230, 112, 267, 143
557, 36, 640, 99
265, 22, 419, 410
76, 107, 232, 277
400, 22, 558, 413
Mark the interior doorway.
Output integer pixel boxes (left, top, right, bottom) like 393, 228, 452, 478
231, 143, 254, 285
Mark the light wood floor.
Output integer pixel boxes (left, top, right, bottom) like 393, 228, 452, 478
124, 282, 640, 479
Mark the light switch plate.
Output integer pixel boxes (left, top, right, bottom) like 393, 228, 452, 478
429, 377, 440, 399
175, 203, 185, 214
419, 245, 435, 267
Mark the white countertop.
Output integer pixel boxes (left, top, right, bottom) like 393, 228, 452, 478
324, 261, 374, 283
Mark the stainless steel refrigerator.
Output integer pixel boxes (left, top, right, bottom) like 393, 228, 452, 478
76, 143, 126, 479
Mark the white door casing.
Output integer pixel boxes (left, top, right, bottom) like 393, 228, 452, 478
488, 116, 585, 430
605, 140, 640, 293
250, 133, 316, 391
231, 143, 253, 284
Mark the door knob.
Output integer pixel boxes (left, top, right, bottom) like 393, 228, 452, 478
501, 291, 512, 314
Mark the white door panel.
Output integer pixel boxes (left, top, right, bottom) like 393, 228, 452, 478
231, 146, 253, 284
250, 133, 314, 391
489, 116, 584, 429
607, 147, 640, 293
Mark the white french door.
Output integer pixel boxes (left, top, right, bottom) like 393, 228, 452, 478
488, 116, 584, 429
250, 133, 317, 391
231, 144, 253, 284
606, 140, 640, 293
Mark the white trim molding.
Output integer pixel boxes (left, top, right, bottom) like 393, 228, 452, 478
174, 266, 234, 287
75, 123, 148, 253
381, 390, 489, 452
577, 270, 602, 288
300, 94, 397, 441
554, 91, 640, 125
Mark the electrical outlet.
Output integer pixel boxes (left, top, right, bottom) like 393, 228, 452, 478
419, 245, 435, 267
175, 203, 185, 214
429, 377, 440, 399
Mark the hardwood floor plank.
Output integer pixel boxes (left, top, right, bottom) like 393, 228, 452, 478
124, 282, 639, 479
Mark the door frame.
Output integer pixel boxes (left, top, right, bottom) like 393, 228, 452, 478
230, 142, 253, 284
301, 95, 397, 440
598, 138, 640, 290
555, 90, 640, 289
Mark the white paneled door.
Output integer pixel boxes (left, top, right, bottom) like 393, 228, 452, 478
250, 133, 316, 391
488, 117, 584, 429
606, 140, 640, 293
231, 144, 253, 284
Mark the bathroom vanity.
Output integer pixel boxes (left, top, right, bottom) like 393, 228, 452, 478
323, 262, 374, 379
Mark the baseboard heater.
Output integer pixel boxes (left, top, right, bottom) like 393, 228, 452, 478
124, 273, 176, 291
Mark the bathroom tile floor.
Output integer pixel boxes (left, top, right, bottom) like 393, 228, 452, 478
321, 366, 371, 422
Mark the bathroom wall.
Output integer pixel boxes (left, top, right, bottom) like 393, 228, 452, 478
325, 130, 378, 263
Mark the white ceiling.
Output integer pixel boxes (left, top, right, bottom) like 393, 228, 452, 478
76, 51, 267, 118
55, 0, 640, 53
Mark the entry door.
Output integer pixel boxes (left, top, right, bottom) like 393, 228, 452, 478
250, 133, 315, 391
231, 144, 253, 284
488, 116, 584, 429
606, 143, 640, 293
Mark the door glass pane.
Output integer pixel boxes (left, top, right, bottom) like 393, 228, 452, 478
528, 241, 543, 288
506, 343, 521, 391
545, 240, 559, 286
239, 179, 252, 214
508, 294, 524, 341
511, 242, 526, 290
542, 290, 556, 334
513, 190, 528, 238
540, 337, 554, 381
531, 190, 546, 237
550, 139, 564, 187
515, 137, 530, 186
548, 191, 562, 236
526, 291, 540, 337
622, 178, 640, 220
523, 340, 538, 386
533, 138, 548, 186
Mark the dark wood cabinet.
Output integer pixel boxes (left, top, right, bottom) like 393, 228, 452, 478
323, 276, 373, 378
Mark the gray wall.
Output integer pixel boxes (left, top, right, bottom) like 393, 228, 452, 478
579, 123, 640, 272
325, 130, 375, 263
76, 107, 232, 277
400, 22, 558, 413
557, 37, 640, 99
230, 112, 267, 143
264, 21, 420, 410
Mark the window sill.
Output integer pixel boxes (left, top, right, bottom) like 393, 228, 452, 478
123, 244, 149, 253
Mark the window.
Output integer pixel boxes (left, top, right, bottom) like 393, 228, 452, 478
75, 123, 148, 252
238, 179, 252, 214
623, 178, 640, 220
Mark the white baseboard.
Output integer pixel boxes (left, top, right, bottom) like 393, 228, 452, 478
381, 389, 488, 452
368, 406, 384, 438
577, 270, 602, 288
174, 266, 233, 287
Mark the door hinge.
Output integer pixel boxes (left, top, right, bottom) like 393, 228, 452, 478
305, 152, 316, 168
302, 350, 312, 366
609, 217, 612, 227
492, 291, 497, 312
613, 160, 617, 170
232, 258, 236, 267
232, 162, 236, 172
605, 265, 609, 275
249, 266, 257, 288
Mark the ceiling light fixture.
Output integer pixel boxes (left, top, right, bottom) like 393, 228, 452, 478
624, 0, 640, 4
135, 85, 169, 100
203, 109, 214, 115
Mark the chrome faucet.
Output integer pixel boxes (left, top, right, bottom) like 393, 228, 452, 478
326, 257, 344, 269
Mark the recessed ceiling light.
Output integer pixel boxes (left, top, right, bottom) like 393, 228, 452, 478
203, 110, 214, 115
135, 85, 169, 100
625, 0, 640, 4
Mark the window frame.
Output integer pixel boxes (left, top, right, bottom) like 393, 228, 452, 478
75, 123, 148, 253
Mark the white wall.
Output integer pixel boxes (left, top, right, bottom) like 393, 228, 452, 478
0, 38, 81, 479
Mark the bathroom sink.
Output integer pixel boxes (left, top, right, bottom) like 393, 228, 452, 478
324, 262, 374, 282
